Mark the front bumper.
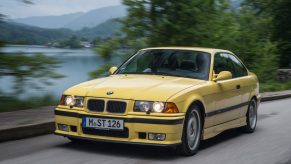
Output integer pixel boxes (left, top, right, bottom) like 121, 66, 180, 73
54, 108, 185, 146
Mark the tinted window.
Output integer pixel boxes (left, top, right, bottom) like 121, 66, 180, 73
214, 53, 248, 78
228, 54, 248, 78
214, 53, 233, 74
117, 49, 211, 80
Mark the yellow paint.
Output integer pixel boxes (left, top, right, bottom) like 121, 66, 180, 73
55, 47, 260, 145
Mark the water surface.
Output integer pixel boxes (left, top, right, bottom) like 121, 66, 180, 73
0, 45, 119, 99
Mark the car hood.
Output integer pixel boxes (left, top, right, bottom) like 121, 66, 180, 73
64, 74, 204, 101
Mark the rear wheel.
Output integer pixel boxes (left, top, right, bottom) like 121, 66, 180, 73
242, 99, 257, 133
176, 106, 202, 156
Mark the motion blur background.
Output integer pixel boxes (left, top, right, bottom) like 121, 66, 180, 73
0, 0, 290, 112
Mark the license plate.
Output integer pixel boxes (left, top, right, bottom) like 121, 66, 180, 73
82, 117, 124, 130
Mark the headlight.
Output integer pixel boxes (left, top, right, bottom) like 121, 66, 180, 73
134, 101, 179, 113
65, 96, 75, 106
59, 95, 84, 108
137, 101, 152, 112
152, 102, 164, 112
74, 96, 84, 107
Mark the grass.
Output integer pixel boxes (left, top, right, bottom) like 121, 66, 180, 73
260, 81, 291, 92
0, 95, 58, 113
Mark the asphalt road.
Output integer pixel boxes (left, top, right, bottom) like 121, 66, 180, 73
1, 98, 291, 164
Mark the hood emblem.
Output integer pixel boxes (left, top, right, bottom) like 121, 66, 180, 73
106, 91, 114, 95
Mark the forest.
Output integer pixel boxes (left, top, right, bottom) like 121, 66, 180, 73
94, 0, 291, 87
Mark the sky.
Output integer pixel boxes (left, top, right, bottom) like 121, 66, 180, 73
0, 0, 122, 19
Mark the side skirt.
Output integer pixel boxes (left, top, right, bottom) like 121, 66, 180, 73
202, 117, 246, 140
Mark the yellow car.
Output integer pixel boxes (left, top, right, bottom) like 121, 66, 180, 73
54, 47, 260, 156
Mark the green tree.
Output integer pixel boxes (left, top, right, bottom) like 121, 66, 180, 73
67, 36, 82, 48
0, 10, 64, 97
239, 0, 291, 70
0, 53, 64, 96
56, 36, 82, 48
271, 0, 291, 68
92, 0, 280, 82
0, 0, 65, 110
226, 1, 278, 81
92, 36, 103, 46
91, 0, 231, 78
121, 0, 231, 47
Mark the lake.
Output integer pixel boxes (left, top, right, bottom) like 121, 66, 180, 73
0, 45, 121, 99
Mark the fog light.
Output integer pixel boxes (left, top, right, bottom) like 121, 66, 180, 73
148, 133, 166, 141
58, 124, 69, 132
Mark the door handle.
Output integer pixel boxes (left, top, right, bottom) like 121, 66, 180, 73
236, 84, 241, 89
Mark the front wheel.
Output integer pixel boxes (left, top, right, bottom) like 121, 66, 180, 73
242, 99, 257, 133
176, 106, 202, 156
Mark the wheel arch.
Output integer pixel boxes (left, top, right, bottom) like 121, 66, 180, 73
251, 95, 257, 102
249, 86, 259, 103
186, 100, 206, 128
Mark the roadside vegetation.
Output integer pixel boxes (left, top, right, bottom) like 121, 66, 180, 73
0, 14, 64, 112
0, 51, 64, 112
0, 52, 63, 112
92, 0, 291, 92
260, 81, 291, 92
0, 95, 57, 113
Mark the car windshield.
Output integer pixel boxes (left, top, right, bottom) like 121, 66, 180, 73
116, 49, 211, 80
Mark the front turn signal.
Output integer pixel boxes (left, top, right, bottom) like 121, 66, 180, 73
164, 102, 179, 113
59, 95, 66, 106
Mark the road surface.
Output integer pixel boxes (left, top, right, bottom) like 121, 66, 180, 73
0, 98, 291, 164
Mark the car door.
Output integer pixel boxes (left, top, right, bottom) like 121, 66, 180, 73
211, 53, 242, 126
227, 53, 250, 118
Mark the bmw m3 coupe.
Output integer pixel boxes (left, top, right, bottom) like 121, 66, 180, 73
55, 47, 260, 156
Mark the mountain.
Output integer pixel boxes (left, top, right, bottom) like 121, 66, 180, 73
0, 19, 122, 45
11, 5, 126, 30
76, 19, 122, 40
0, 22, 73, 45
13, 12, 84, 29
64, 5, 126, 30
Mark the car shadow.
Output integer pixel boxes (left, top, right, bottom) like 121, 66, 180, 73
57, 139, 179, 161
56, 129, 246, 160
200, 129, 243, 150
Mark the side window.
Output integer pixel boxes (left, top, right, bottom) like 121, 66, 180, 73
227, 54, 248, 78
214, 53, 248, 78
213, 53, 232, 74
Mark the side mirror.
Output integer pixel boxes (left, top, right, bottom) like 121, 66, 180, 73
213, 71, 232, 82
108, 66, 118, 75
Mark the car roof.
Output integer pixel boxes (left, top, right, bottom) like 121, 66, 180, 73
140, 47, 233, 55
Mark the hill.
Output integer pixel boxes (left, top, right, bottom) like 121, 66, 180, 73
64, 5, 126, 30
76, 19, 122, 40
12, 12, 84, 29
12, 5, 126, 30
0, 22, 73, 45
0, 19, 122, 45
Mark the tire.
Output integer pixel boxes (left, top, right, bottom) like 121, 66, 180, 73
176, 105, 202, 156
242, 99, 257, 133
